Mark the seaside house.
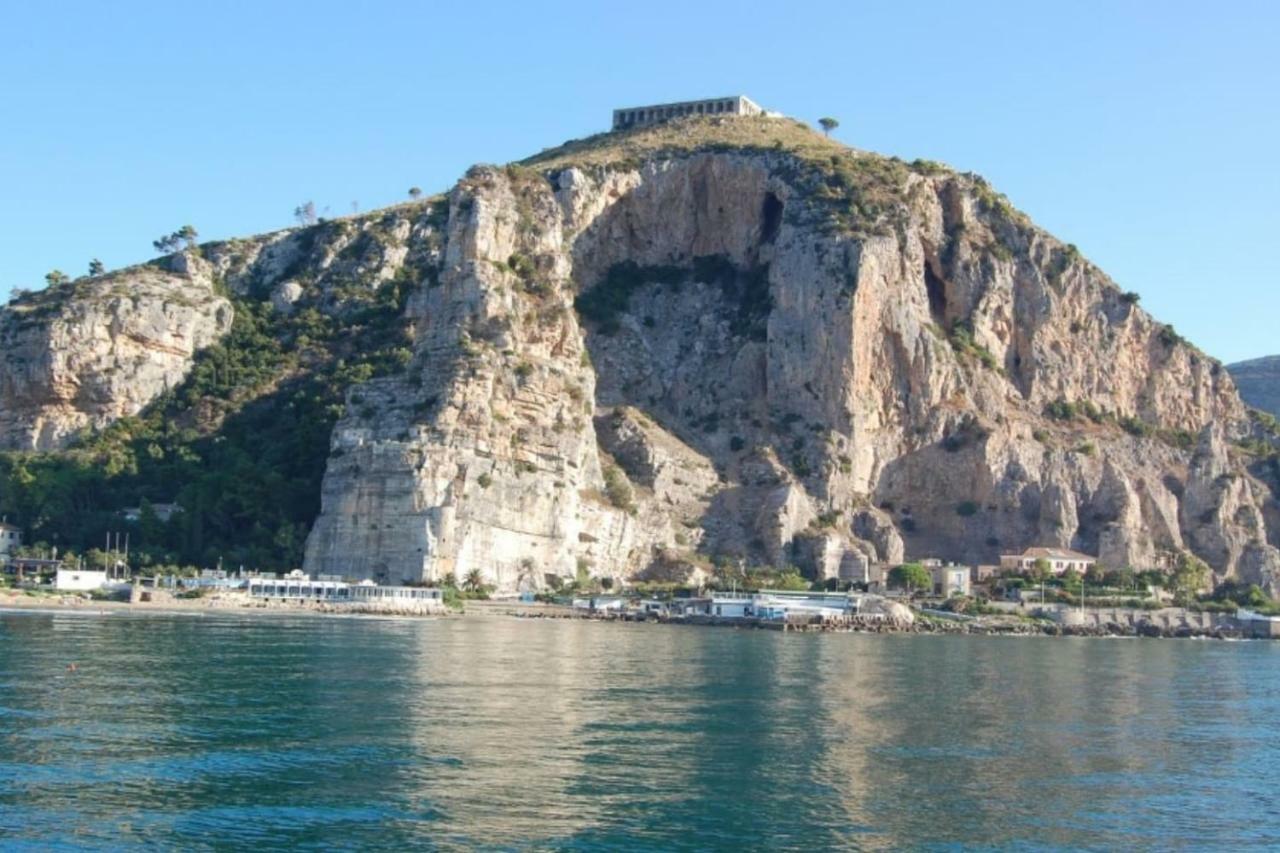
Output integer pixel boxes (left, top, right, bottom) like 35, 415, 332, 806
0, 522, 21, 559
999, 547, 1097, 576
929, 564, 972, 597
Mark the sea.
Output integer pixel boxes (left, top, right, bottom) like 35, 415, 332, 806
1, 610, 1278, 850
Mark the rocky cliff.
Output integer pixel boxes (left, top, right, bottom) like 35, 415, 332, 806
5, 116, 1279, 593
1228, 355, 1280, 419
0, 255, 232, 450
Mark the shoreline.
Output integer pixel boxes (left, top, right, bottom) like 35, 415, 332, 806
2, 591, 1262, 640
0, 592, 449, 622
471, 601, 1260, 641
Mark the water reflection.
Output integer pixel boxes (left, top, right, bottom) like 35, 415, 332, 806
2, 613, 1280, 849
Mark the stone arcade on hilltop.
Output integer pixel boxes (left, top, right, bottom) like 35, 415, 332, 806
612, 96, 767, 130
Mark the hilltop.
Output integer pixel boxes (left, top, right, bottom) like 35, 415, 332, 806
2, 116, 1278, 594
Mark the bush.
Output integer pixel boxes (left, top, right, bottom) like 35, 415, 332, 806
602, 465, 636, 514
1044, 399, 1077, 421
948, 321, 999, 370
955, 501, 979, 517
574, 261, 684, 335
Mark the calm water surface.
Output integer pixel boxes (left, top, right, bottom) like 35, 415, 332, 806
1, 611, 1278, 850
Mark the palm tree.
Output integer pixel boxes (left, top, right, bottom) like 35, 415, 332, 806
464, 568, 485, 593
818, 117, 839, 137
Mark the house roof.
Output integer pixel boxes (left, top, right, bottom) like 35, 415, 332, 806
0, 522, 19, 531
1004, 547, 1096, 561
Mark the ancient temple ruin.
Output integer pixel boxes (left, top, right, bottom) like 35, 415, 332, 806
612, 96, 766, 130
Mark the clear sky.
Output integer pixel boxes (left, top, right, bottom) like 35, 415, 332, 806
2, 1, 1276, 362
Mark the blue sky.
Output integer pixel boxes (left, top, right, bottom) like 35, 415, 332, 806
2, 0, 1276, 362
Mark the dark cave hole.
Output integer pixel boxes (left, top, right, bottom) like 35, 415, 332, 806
761, 193, 783, 244
923, 258, 947, 321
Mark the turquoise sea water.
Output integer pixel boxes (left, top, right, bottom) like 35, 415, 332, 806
1, 611, 1279, 851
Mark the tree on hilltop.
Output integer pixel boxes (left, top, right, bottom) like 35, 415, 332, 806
153, 225, 199, 255
88, 259, 105, 276
44, 270, 69, 287
408, 187, 422, 200
819, 117, 840, 136
294, 201, 317, 226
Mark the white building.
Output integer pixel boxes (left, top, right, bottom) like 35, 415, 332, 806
0, 522, 21, 558
751, 590, 858, 620
55, 568, 108, 591
999, 547, 1097, 576
709, 594, 753, 618
246, 576, 443, 608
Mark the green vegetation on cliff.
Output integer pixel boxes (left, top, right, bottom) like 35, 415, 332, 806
0, 272, 416, 571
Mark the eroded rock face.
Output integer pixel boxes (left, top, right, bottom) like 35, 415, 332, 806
0, 254, 233, 449
300, 142, 1279, 594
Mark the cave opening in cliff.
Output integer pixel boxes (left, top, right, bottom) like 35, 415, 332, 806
923, 258, 948, 321
761, 193, 783, 244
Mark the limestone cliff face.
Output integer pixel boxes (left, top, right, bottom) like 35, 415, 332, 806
303, 169, 646, 588
297, 119, 1279, 594
0, 255, 233, 450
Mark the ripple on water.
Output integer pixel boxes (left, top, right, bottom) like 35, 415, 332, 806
3, 613, 1280, 849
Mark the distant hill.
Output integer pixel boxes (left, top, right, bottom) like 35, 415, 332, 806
1228, 356, 1280, 418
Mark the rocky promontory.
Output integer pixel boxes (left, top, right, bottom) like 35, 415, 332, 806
3, 116, 1279, 594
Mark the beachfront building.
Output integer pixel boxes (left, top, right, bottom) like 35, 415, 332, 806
246, 576, 444, 606
752, 590, 860, 620
668, 590, 861, 621
612, 95, 766, 130
710, 594, 753, 618
573, 596, 626, 613
0, 522, 21, 559
55, 567, 108, 591
999, 547, 1097, 576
